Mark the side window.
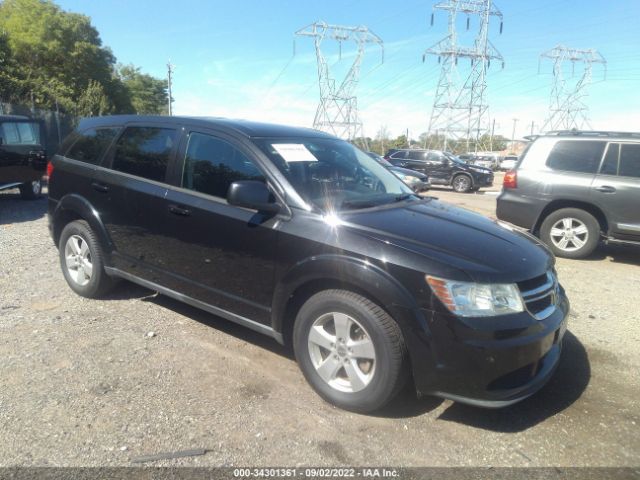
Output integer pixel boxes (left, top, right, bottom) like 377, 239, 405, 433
390, 151, 406, 159
16, 122, 39, 144
408, 150, 426, 160
619, 143, 640, 178
426, 152, 441, 162
111, 127, 177, 182
181, 132, 264, 199
600, 143, 620, 176
546, 140, 606, 174
66, 128, 119, 165
0, 122, 20, 144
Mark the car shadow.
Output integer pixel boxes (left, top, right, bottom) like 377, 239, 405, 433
104, 281, 293, 359
582, 243, 640, 266
0, 191, 48, 225
436, 330, 590, 432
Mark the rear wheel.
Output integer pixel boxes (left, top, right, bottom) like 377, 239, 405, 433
59, 220, 115, 298
293, 289, 407, 413
540, 208, 600, 259
19, 180, 42, 200
452, 174, 472, 193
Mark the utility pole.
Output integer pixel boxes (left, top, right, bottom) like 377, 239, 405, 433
489, 118, 496, 151
539, 45, 606, 131
295, 21, 383, 148
530, 120, 536, 136
167, 60, 174, 116
425, 0, 504, 153
510, 118, 519, 152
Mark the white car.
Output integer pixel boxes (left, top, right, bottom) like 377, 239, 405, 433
500, 155, 518, 171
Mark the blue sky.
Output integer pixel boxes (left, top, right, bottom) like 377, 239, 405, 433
57, 0, 640, 140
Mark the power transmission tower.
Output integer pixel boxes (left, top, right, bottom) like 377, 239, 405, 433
295, 21, 383, 147
539, 45, 606, 132
424, 0, 504, 152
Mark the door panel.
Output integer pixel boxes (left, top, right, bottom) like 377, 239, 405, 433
592, 142, 640, 238
159, 130, 278, 324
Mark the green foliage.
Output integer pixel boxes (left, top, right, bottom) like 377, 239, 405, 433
117, 65, 168, 115
0, 0, 167, 116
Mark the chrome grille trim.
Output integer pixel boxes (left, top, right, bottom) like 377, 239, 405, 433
519, 271, 559, 320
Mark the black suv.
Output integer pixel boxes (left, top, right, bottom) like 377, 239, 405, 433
0, 115, 47, 199
48, 116, 569, 412
384, 149, 493, 193
497, 131, 640, 259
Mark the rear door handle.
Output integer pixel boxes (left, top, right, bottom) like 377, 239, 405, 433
91, 182, 109, 193
595, 185, 616, 193
168, 204, 191, 216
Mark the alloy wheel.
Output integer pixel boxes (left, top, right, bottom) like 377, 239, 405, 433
307, 312, 376, 393
549, 217, 589, 252
64, 234, 93, 286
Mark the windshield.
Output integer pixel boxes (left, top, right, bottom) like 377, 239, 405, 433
444, 152, 465, 165
254, 137, 415, 212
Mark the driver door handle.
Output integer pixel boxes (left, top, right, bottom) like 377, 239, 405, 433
168, 204, 191, 216
595, 185, 616, 193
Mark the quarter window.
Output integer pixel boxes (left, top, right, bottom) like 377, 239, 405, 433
600, 143, 620, 175
0, 121, 40, 145
111, 127, 177, 182
181, 132, 264, 199
546, 140, 606, 174
619, 143, 640, 178
66, 128, 119, 165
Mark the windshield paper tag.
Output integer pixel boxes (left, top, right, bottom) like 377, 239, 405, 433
272, 143, 317, 162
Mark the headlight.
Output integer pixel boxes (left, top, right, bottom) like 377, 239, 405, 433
426, 276, 524, 317
399, 174, 421, 184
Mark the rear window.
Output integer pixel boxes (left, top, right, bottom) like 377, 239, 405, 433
66, 127, 119, 165
546, 140, 606, 174
619, 143, 640, 178
0, 121, 41, 145
111, 127, 177, 182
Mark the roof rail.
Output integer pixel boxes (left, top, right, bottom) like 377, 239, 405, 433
544, 130, 640, 138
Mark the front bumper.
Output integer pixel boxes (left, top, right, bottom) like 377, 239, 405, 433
408, 292, 569, 408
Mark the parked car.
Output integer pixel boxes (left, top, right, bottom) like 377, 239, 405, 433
473, 155, 500, 171
384, 148, 494, 193
457, 153, 477, 164
0, 115, 47, 199
497, 130, 640, 259
500, 155, 519, 171
365, 151, 430, 192
49, 116, 569, 412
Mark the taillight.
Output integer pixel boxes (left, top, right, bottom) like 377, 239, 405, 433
503, 170, 517, 189
46, 161, 54, 178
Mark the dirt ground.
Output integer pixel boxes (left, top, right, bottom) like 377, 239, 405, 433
0, 183, 639, 468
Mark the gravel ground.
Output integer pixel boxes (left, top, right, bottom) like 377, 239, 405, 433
0, 185, 639, 468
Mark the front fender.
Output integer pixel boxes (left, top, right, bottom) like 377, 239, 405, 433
271, 254, 429, 337
52, 194, 113, 254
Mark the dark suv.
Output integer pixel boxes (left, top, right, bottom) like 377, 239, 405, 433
497, 131, 640, 259
384, 149, 493, 193
0, 115, 47, 199
48, 116, 569, 412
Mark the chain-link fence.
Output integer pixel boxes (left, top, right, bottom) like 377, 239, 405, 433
0, 102, 77, 154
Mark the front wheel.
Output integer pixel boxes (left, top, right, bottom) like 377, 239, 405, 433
452, 174, 472, 193
19, 180, 42, 200
293, 290, 407, 413
539, 208, 600, 259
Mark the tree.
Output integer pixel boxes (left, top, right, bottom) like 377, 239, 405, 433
117, 65, 168, 115
77, 80, 112, 117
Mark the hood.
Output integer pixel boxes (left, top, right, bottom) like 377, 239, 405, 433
341, 198, 553, 283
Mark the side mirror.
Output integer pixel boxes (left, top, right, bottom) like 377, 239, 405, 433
227, 180, 280, 213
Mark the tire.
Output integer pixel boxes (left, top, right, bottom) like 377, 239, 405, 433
19, 180, 42, 200
59, 220, 115, 298
539, 208, 600, 259
293, 289, 408, 413
452, 174, 472, 193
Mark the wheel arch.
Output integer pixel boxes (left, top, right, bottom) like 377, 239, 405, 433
52, 194, 113, 253
533, 200, 608, 236
271, 255, 424, 348
451, 172, 474, 187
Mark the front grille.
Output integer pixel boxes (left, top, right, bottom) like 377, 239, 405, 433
517, 271, 559, 320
